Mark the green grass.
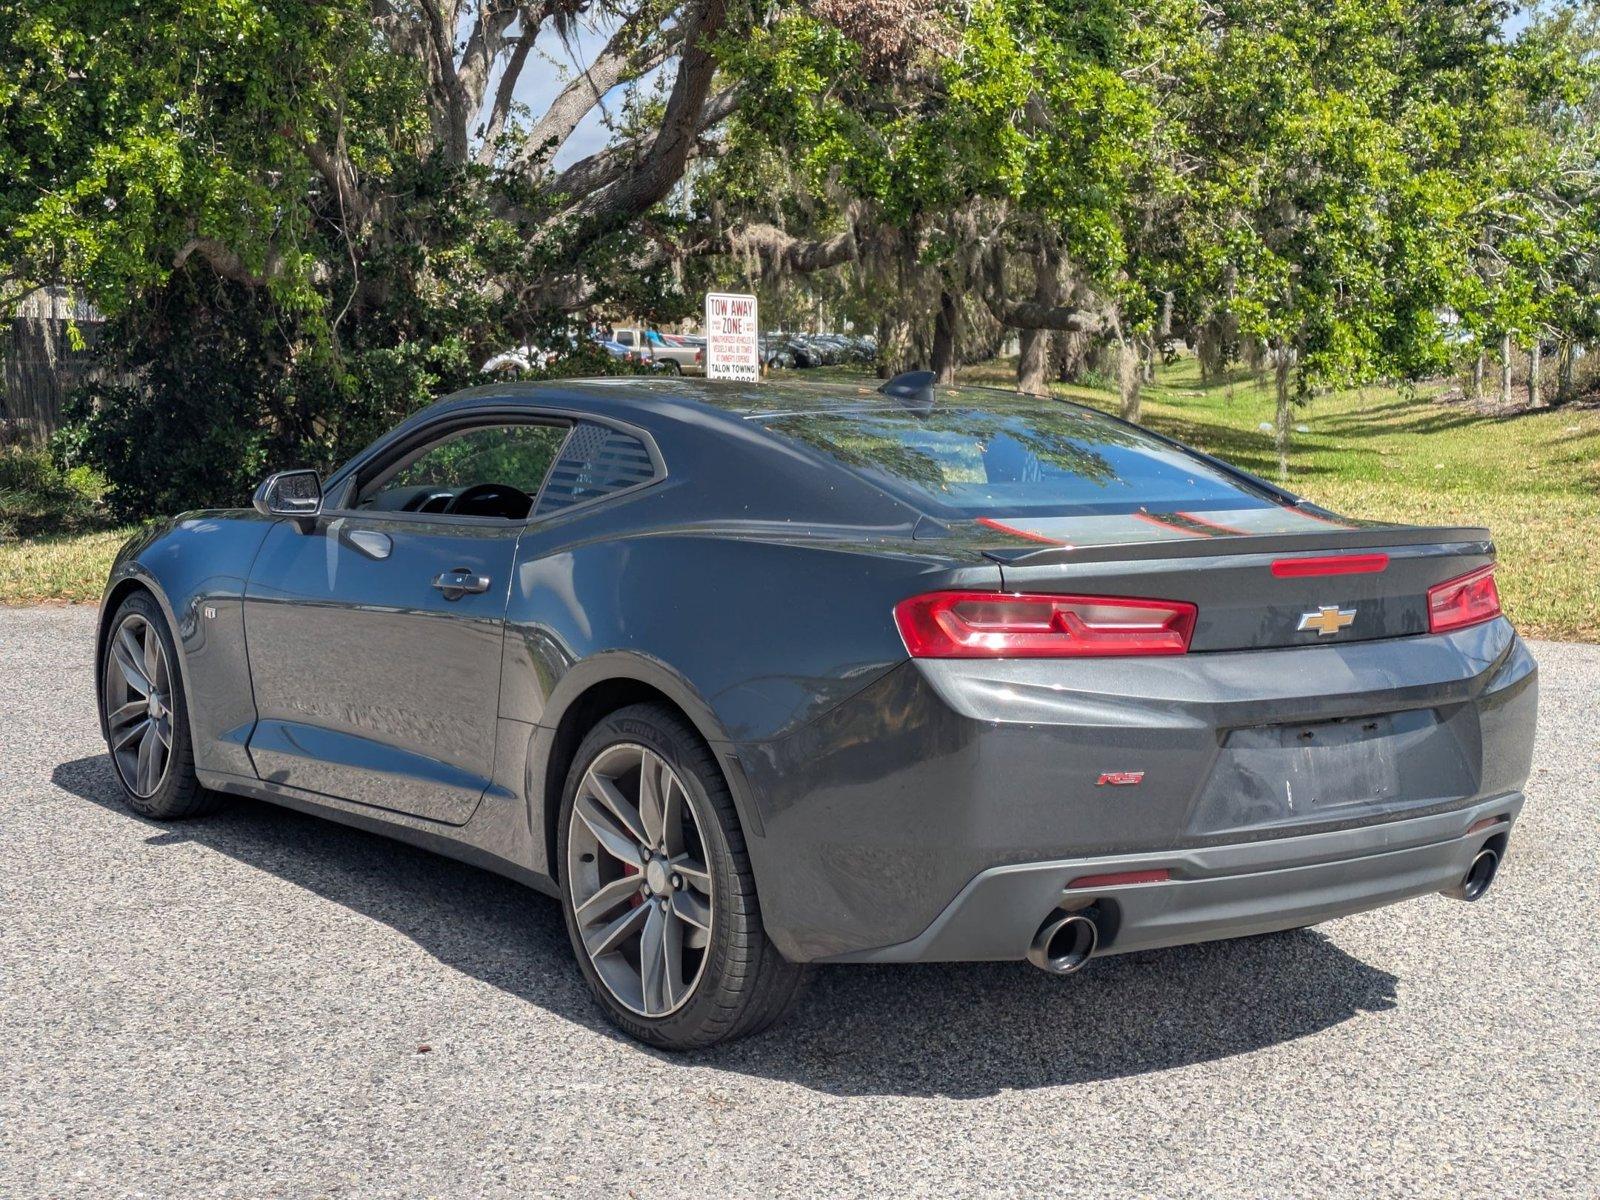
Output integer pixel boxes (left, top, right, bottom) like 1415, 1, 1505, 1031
4, 359, 1596, 639
955, 356, 1600, 642
0, 527, 136, 605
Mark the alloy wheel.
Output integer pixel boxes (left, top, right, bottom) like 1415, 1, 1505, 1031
566, 743, 714, 1018
103, 613, 175, 798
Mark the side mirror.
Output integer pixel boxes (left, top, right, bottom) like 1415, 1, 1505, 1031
252, 469, 323, 531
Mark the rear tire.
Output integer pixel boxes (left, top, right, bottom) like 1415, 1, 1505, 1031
557, 703, 806, 1049
99, 591, 224, 821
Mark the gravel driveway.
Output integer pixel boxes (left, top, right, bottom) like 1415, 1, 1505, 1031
2, 605, 1596, 1199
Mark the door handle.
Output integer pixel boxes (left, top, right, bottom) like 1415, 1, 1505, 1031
432, 568, 491, 600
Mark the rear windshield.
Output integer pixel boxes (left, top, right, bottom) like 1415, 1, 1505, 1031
758, 401, 1278, 516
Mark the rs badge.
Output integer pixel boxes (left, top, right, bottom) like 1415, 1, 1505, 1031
1298, 605, 1357, 636
1096, 771, 1145, 786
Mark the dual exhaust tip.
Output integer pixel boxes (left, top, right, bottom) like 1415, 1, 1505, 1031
1029, 845, 1501, 974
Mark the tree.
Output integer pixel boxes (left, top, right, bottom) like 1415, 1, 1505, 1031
701, 0, 1166, 382
2, 0, 751, 508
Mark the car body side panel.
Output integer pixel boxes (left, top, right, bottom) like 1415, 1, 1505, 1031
734, 619, 1536, 961
98, 512, 274, 779
500, 532, 993, 737
196, 712, 551, 897
241, 515, 520, 825
501, 528, 1002, 879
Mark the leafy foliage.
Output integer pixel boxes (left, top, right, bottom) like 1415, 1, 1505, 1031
0, 443, 106, 538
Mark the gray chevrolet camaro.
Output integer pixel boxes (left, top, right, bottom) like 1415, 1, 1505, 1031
95, 372, 1537, 1049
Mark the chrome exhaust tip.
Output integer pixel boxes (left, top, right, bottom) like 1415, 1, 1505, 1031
1444, 848, 1500, 902
1027, 911, 1100, 974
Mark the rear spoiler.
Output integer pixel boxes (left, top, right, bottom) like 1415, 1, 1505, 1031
981, 524, 1493, 567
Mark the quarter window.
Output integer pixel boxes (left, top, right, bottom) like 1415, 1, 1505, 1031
534, 421, 657, 515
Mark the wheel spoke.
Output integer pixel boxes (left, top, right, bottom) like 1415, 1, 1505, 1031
142, 622, 161, 685
575, 794, 646, 866
574, 874, 643, 927
670, 888, 711, 932
112, 715, 148, 751
135, 723, 158, 793
152, 717, 172, 749
660, 903, 685, 1010
670, 853, 712, 895
112, 635, 150, 697
637, 752, 667, 848
584, 771, 650, 848
108, 700, 145, 729
660, 774, 687, 857
584, 900, 649, 959
639, 903, 667, 1015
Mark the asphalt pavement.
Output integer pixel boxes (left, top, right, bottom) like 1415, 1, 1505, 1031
2, 605, 1596, 1199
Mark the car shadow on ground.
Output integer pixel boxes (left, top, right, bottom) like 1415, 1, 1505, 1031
53, 754, 1399, 1099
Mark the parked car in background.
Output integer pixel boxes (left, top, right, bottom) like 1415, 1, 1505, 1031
757, 331, 876, 370
641, 331, 700, 374
481, 334, 668, 376
759, 335, 799, 369
603, 328, 700, 374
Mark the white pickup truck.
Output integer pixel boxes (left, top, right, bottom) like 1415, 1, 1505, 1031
612, 328, 704, 373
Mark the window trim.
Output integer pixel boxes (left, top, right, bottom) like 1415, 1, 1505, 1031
319, 404, 666, 530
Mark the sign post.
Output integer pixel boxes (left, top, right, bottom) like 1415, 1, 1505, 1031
704, 293, 760, 381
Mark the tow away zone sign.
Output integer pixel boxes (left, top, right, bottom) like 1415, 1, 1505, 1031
705, 292, 759, 381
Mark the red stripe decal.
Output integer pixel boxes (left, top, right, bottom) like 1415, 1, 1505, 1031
976, 516, 1069, 546
1174, 511, 1250, 536
1132, 511, 1209, 538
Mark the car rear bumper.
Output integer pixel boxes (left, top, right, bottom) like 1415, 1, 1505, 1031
735, 620, 1537, 963
820, 791, 1522, 963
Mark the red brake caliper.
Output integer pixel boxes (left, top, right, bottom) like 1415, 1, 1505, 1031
622, 861, 644, 908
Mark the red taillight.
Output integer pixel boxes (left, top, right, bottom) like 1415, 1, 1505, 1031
1271, 553, 1389, 578
893, 591, 1197, 659
1427, 564, 1501, 633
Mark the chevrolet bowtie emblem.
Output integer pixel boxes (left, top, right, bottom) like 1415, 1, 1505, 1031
1298, 605, 1357, 636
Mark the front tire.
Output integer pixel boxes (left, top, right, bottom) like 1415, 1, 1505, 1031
99, 591, 222, 820
557, 704, 805, 1049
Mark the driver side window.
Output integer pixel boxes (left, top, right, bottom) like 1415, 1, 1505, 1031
357, 422, 569, 520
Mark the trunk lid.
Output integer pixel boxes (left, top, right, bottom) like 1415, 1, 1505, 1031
954, 508, 1494, 652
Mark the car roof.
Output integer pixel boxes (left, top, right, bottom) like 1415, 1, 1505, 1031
428, 375, 1065, 423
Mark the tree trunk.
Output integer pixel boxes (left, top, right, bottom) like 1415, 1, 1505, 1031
1015, 239, 1061, 395
931, 291, 958, 385
1052, 328, 1090, 382
1500, 333, 1513, 406
1528, 339, 1545, 409
1118, 340, 1142, 422
1017, 328, 1051, 396
1558, 340, 1576, 403
1472, 352, 1484, 401
1274, 347, 1293, 481
874, 314, 895, 379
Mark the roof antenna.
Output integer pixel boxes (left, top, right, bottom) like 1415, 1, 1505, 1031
878, 370, 937, 415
